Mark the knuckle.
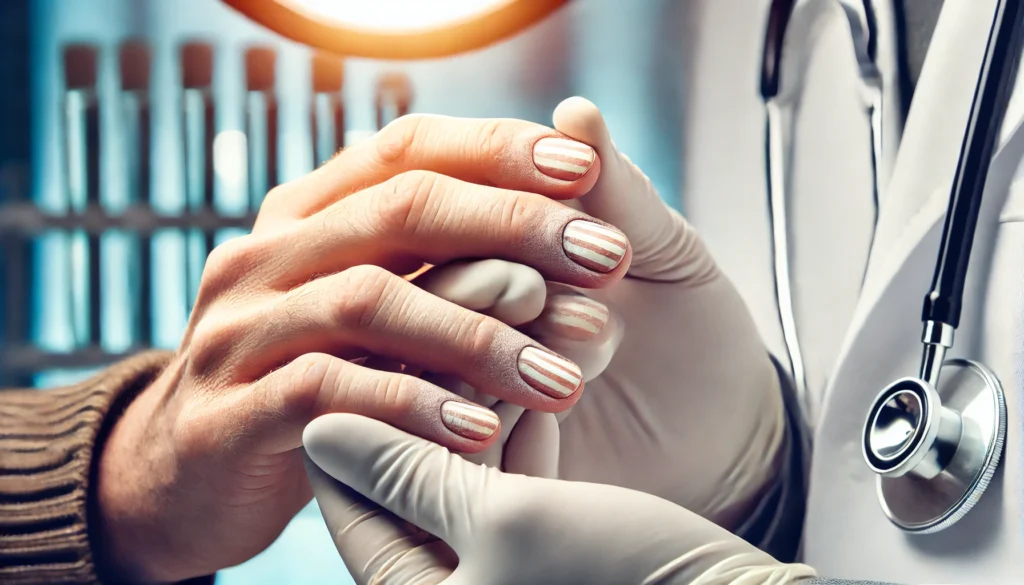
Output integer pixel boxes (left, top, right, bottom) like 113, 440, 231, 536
197, 236, 263, 300
277, 352, 337, 419
258, 182, 293, 213
332, 265, 397, 330
374, 113, 428, 164
187, 315, 244, 376
376, 170, 442, 234
456, 312, 500, 358
491, 190, 534, 245
373, 373, 417, 414
473, 119, 513, 160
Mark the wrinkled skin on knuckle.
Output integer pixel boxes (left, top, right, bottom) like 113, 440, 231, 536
483, 191, 534, 247
376, 170, 441, 236
275, 352, 340, 424
186, 314, 247, 379
472, 119, 514, 162
454, 312, 501, 362
331, 265, 396, 331
372, 373, 418, 415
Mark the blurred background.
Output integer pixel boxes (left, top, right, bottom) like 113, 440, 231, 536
0, 0, 686, 582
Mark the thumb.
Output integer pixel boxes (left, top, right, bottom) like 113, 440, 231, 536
303, 413, 494, 549
553, 97, 716, 283
304, 452, 456, 585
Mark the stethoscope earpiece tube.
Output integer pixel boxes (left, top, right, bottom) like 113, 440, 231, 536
759, 0, 881, 421
759, 0, 798, 99
923, 0, 1024, 331
918, 0, 1024, 387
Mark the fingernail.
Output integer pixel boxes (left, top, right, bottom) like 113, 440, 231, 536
533, 137, 596, 181
562, 220, 628, 273
518, 347, 583, 398
541, 294, 610, 341
441, 401, 500, 441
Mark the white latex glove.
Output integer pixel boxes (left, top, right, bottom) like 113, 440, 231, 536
303, 413, 817, 585
407, 258, 619, 471
415, 98, 787, 528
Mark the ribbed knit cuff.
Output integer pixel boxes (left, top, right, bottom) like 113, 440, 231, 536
0, 351, 173, 585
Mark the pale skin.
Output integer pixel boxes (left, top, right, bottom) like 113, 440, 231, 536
92, 114, 631, 584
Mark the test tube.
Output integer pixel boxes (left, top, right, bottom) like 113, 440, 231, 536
180, 42, 215, 310
375, 72, 413, 130
245, 46, 277, 210
311, 52, 344, 166
0, 165, 31, 382
62, 44, 101, 348
119, 40, 152, 347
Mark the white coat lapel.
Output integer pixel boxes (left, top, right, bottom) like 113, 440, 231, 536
822, 0, 1016, 415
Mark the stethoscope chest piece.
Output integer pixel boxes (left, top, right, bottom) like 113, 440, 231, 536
862, 359, 1006, 533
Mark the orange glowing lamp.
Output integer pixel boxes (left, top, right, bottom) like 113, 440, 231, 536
221, 0, 569, 59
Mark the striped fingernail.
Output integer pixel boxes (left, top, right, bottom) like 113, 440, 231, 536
540, 294, 610, 341
562, 220, 628, 273
441, 401, 499, 441
518, 347, 583, 398
533, 137, 596, 181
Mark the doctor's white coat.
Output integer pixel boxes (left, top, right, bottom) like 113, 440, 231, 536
685, 0, 1024, 582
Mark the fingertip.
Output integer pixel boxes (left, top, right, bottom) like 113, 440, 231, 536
552, 96, 612, 149
532, 292, 610, 342
439, 400, 502, 452
302, 413, 360, 468
419, 259, 548, 327
503, 410, 560, 478
489, 263, 547, 326
531, 379, 585, 413
558, 216, 633, 287
448, 428, 501, 454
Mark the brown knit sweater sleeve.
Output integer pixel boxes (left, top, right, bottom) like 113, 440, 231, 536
0, 351, 173, 584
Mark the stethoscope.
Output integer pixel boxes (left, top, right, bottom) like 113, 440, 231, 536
761, 0, 1022, 534
759, 0, 883, 421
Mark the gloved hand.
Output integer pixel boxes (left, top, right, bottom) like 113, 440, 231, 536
303, 413, 817, 585
414, 97, 788, 528
408, 258, 620, 471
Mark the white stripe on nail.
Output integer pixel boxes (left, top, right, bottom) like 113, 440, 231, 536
533, 137, 596, 181
541, 294, 610, 340
441, 401, 499, 441
566, 231, 627, 256
562, 220, 628, 273
533, 145, 597, 162
572, 299, 610, 320
563, 242, 620, 269
533, 157, 591, 175
551, 313, 602, 334
518, 347, 582, 398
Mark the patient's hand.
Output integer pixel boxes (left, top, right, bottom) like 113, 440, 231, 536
92, 114, 633, 584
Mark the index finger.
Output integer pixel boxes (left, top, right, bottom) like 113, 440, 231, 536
259, 114, 600, 222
